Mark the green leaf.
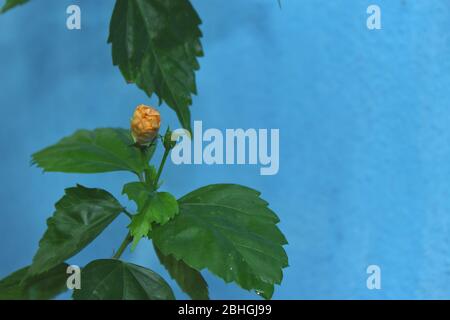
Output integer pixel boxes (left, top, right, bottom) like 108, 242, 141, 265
73, 259, 174, 300
1, 0, 29, 13
0, 263, 68, 300
108, 0, 203, 132
152, 184, 288, 299
155, 245, 208, 300
28, 185, 123, 276
123, 182, 178, 249
32, 128, 152, 176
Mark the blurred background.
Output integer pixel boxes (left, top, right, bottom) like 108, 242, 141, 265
1, 0, 450, 299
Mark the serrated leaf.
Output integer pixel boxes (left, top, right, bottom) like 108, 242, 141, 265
108, 0, 203, 132
28, 185, 123, 276
123, 182, 178, 249
0, 263, 68, 300
73, 259, 174, 300
1, 0, 29, 13
152, 184, 288, 299
32, 128, 153, 176
155, 245, 208, 300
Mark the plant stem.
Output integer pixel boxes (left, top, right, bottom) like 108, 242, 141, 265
154, 148, 170, 189
135, 171, 145, 183
113, 233, 132, 259
139, 146, 149, 183
122, 209, 133, 219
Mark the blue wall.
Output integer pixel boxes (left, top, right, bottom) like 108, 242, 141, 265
1, 0, 450, 299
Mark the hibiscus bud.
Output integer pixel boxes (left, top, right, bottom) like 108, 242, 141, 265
131, 104, 161, 145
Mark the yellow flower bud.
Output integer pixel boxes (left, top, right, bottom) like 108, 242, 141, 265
131, 104, 161, 145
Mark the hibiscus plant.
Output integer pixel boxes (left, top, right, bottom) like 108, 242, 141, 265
0, 0, 288, 300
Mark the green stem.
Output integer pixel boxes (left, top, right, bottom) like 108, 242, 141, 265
113, 233, 132, 259
135, 171, 145, 183
154, 148, 170, 189
139, 146, 148, 183
122, 209, 133, 219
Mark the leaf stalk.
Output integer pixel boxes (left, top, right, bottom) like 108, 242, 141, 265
113, 233, 133, 259
154, 148, 170, 189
